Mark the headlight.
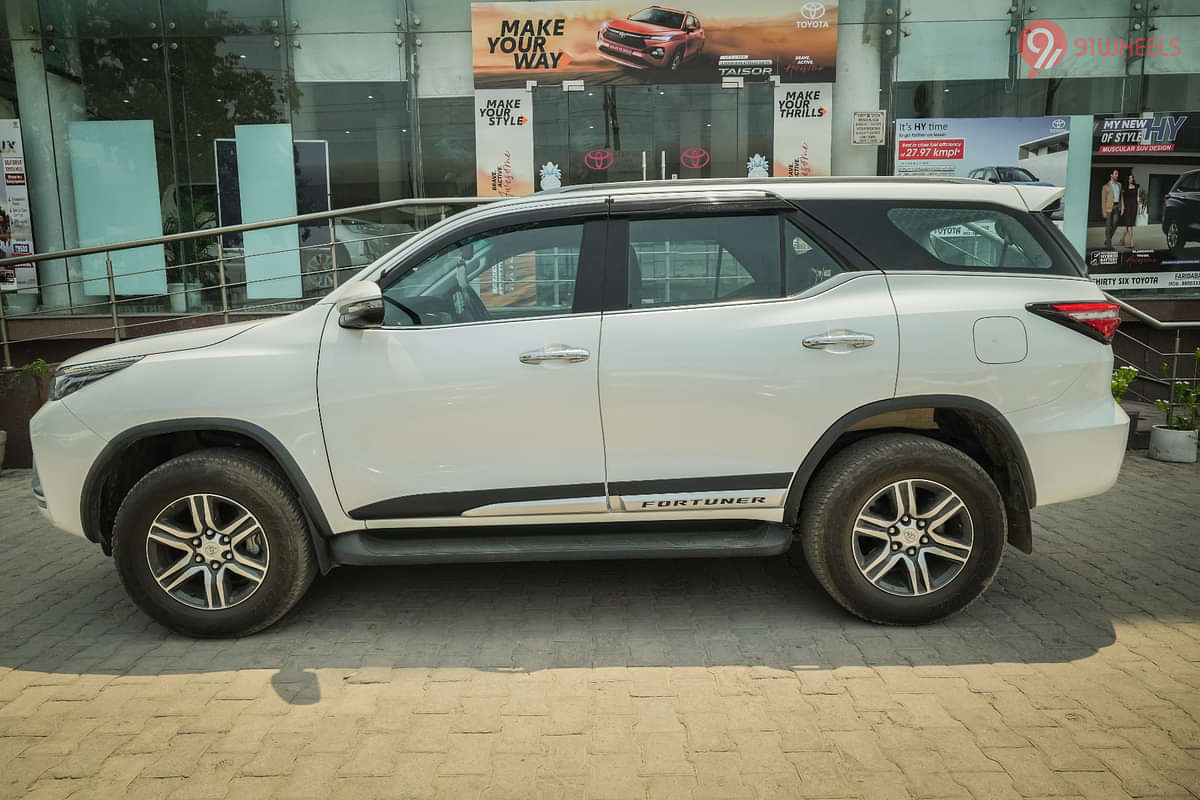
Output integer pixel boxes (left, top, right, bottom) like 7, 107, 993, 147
50, 356, 142, 401
647, 34, 676, 41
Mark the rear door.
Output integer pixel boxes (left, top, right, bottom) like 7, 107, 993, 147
596, 193, 899, 516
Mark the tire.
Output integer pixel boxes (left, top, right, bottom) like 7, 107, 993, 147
669, 50, 683, 70
112, 448, 318, 637
798, 433, 1006, 625
1165, 221, 1185, 256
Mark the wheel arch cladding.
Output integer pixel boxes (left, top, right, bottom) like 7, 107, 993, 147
783, 395, 1036, 554
80, 418, 335, 572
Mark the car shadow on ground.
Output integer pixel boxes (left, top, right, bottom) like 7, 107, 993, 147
1, 487, 1134, 706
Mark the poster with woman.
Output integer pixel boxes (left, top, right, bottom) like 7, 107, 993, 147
0, 119, 37, 294
1084, 112, 1200, 292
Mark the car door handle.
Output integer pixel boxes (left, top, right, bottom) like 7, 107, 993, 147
803, 332, 876, 349
519, 346, 591, 364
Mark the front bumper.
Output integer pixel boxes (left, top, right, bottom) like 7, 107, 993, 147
29, 399, 109, 539
596, 38, 666, 69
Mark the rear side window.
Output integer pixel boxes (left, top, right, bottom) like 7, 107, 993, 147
804, 200, 1079, 276
628, 215, 780, 309
887, 207, 1053, 270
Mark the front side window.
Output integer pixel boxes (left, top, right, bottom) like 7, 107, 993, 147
382, 223, 583, 326
887, 207, 1053, 270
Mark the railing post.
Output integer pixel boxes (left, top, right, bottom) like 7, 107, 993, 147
0, 291, 11, 369
328, 218, 340, 288
106, 251, 121, 342
217, 240, 230, 325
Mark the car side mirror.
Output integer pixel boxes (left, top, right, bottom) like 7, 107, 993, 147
988, 177, 999, 183
337, 281, 384, 329
687, 25, 696, 31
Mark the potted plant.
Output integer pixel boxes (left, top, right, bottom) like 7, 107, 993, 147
0, 358, 51, 473
1112, 366, 1141, 450
1149, 380, 1200, 463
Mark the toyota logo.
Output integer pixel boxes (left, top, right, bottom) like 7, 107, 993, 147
680, 147, 710, 169
584, 148, 614, 170
799, 2, 826, 20
1050, 117, 1067, 130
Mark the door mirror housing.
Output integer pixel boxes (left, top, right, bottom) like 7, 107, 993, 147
337, 281, 384, 329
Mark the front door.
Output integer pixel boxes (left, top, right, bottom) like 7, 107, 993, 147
318, 214, 609, 523
596, 197, 899, 515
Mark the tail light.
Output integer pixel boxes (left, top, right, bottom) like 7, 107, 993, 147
1026, 301, 1122, 344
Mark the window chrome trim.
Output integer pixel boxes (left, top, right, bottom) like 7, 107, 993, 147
600, 270, 875, 318
376, 311, 600, 332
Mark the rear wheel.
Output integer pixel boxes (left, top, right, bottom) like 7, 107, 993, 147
112, 448, 317, 637
1165, 220, 1185, 255
798, 433, 1006, 624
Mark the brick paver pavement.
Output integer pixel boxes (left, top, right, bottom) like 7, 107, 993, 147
1, 453, 1198, 799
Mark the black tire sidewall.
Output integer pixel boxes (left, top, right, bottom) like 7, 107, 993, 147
814, 444, 1006, 624
113, 452, 312, 637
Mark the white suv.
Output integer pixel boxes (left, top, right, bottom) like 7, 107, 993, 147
30, 179, 1128, 637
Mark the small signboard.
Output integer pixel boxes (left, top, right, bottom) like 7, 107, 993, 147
852, 110, 887, 146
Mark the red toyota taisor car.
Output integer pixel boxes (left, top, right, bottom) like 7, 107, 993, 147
597, 6, 704, 71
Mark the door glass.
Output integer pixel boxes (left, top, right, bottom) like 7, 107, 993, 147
532, 83, 765, 187
784, 220, 843, 294
627, 215, 781, 309
384, 223, 584, 325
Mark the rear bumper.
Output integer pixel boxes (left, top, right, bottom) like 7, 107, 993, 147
1007, 398, 1128, 507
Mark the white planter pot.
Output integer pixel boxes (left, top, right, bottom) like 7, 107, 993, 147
1147, 425, 1198, 463
167, 282, 187, 313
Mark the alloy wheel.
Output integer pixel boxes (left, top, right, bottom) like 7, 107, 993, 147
1166, 223, 1179, 250
145, 494, 270, 610
851, 479, 974, 597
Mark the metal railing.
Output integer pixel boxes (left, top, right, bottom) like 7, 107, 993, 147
1105, 293, 1200, 407
0, 197, 502, 369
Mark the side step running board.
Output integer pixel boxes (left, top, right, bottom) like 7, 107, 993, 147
329, 523, 793, 566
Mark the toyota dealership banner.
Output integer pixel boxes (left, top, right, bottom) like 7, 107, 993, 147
0, 119, 36, 294
474, 89, 536, 197
1083, 111, 1200, 289
471, 0, 838, 88
773, 84, 832, 178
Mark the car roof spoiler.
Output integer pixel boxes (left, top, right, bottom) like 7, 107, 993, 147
1014, 184, 1065, 212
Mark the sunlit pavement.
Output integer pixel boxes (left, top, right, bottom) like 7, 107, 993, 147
1, 453, 1198, 799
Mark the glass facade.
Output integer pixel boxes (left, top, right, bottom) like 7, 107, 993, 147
1, 0, 1199, 315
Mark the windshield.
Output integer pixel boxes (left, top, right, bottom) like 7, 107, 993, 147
995, 167, 1038, 182
630, 8, 685, 28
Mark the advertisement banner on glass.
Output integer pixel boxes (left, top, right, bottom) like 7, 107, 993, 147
475, 89, 536, 197
773, 84, 832, 178
0, 119, 37, 294
894, 115, 1072, 225
1084, 112, 1200, 287
471, 0, 837, 89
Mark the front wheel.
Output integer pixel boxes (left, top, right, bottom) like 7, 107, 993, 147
112, 448, 318, 637
798, 433, 1006, 625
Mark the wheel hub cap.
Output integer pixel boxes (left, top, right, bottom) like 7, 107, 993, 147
145, 494, 270, 611
852, 479, 974, 597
